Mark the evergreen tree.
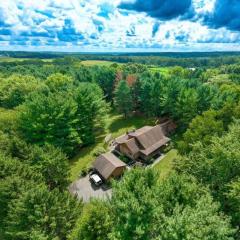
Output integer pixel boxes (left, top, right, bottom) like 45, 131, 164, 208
110, 169, 235, 240
19, 91, 81, 156
74, 83, 108, 145
174, 88, 199, 127
5, 185, 82, 240
114, 80, 133, 117
176, 120, 240, 229
92, 66, 116, 102
70, 200, 112, 240
226, 178, 240, 227
28, 144, 70, 190
178, 110, 224, 154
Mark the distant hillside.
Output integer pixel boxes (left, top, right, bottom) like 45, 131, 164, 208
1, 51, 240, 67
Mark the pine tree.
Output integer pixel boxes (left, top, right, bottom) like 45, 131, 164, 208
5, 185, 82, 240
114, 80, 133, 118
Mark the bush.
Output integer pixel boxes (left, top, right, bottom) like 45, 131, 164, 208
119, 155, 131, 164
80, 165, 91, 177
92, 146, 106, 157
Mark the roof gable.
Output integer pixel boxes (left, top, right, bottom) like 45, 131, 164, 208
93, 153, 126, 179
114, 125, 171, 157
123, 138, 140, 155
135, 125, 166, 149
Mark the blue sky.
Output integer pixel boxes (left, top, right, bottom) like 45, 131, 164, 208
0, 0, 240, 52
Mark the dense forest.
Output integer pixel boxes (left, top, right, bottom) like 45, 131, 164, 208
0, 54, 240, 239
1, 51, 240, 67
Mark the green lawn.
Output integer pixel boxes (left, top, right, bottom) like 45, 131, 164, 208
154, 149, 178, 179
149, 66, 170, 76
0, 57, 30, 62
70, 112, 155, 181
0, 57, 53, 63
80, 60, 119, 66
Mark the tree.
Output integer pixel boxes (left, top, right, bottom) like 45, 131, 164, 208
174, 88, 199, 127
92, 66, 116, 102
0, 108, 19, 134
225, 178, 240, 226
0, 153, 42, 236
160, 77, 180, 116
45, 73, 73, 92
19, 82, 108, 155
0, 131, 31, 160
159, 195, 235, 240
216, 102, 240, 129
70, 200, 113, 240
74, 83, 108, 145
29, 230, 48, 240
138, 75, 153, 116
19, 91, 81, 156
178, 110, 224, 154
0, 74, 40, 108
110, 169, 235, 240
149, 77, 164, 117
72, 65, 92, 83
5, 185, 82, 240
121, 63, 148, 74
114, 80, 133, 117
197, 84, 217, 112
0, 176, 35, 229
213, 83, 240, 109
0, 152, 42, 182
28, 145, 70, 190
0, 131, 12, 155
175, 120, 240, 227
110, 168, 163, 240
169, 66, 185, 78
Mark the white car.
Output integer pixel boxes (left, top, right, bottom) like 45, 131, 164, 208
89, 173, 103, 186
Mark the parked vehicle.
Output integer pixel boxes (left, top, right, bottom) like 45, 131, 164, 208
89, 173, 103, 186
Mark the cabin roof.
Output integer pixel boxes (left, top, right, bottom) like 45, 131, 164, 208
93, 153, 126, 180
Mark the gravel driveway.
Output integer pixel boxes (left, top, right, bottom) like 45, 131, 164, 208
69, 154, 165, 202
69, 175, 112, 202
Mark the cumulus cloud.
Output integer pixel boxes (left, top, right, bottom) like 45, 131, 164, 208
0, 0, 240, 51
119, 0, 194, 20
203, 0, 240, 31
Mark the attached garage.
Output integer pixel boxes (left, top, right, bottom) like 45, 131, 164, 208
93, 152, 127, 181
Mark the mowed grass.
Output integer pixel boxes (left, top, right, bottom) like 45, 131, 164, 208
154, 149, 178, 179
80, 60, 118, 66
0, 57, 30, 62
149, 66, 170, 76
0, 57, 53, 62
70, 112, 155, 181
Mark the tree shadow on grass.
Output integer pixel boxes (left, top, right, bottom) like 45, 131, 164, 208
69, 135, 106, 181
108, 114, 155, 135
70, 135, 105, 164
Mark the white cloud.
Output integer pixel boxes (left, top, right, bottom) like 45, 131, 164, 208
0, 0, 239, 51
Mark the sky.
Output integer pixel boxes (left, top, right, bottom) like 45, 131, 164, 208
0, 0, 240, 52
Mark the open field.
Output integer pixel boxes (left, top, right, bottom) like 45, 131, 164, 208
70, 112, 155, 181
0, 57, 53, 62
149, 66, 170, 76
0, 57, 30, 62
80, 60, 119, 66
